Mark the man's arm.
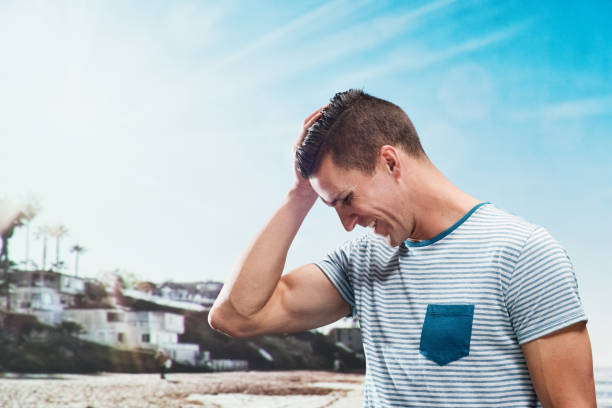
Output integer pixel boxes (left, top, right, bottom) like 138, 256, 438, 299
208, 108, 350, 338
209, 261, 350, 338
521, 321, 596, 408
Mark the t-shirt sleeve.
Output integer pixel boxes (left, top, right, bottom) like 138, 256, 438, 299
314, 240, 357, 318
506, 226, 587, 344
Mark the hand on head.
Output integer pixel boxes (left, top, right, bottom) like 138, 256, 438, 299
291, 106, 327, 198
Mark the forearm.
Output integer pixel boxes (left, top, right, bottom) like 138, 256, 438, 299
214, 188, 317, 318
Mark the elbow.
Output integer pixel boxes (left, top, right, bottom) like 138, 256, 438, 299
208, 302, 257, 339
208, 305, 237, 337
207, 306, 223, 332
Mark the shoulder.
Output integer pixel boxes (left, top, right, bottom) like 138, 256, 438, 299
481, 204, 568, 260
473, 204, 537, 232
471, 204, 541, 248
463, 204, 571, 273
515, 225, 570, 269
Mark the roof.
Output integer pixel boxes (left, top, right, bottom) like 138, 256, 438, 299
122, 289, 205, 312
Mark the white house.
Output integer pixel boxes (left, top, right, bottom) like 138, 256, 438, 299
4, 271, 202, 365
8, 270, 87, 325
157, 281, 223, 308
122, 289, 205, 312
63, 308, 200, 365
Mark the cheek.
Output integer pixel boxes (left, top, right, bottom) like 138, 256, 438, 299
363, 189, 394, 214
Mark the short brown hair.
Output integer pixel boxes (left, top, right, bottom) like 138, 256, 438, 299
296, 89, 425, 178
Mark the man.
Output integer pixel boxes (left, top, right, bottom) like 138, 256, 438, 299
209, 90, 596, 407
154, 348, 171, 380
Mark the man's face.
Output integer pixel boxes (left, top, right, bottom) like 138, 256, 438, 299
309, 154, 410, 247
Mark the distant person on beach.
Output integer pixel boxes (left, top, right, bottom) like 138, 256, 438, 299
209, 90, 596, 407
155, 349, 171, 380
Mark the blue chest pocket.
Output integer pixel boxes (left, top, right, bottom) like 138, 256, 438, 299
419, 304, 475, 366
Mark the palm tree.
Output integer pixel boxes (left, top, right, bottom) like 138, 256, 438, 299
36, 226, 53, 288
36, 226, 51, 271
21, 198, 41, 271
70, 244, 86, 277
45, 225, 69, 270
18, 198, 40, 309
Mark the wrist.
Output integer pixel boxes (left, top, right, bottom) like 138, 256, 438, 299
287, 185, 318, 208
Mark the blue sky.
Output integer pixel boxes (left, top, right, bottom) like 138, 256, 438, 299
1, 0, 610, 365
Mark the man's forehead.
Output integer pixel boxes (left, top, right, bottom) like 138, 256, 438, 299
310, 176, 341, 204
310, 176, 357, 208
310, 172, 342, 203
310, 154, 364, 202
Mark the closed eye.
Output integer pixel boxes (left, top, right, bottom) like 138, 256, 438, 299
342, 193, 353, 206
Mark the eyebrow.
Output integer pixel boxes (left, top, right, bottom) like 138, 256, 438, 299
320, 196, 337, 207
320, 192, 346, 207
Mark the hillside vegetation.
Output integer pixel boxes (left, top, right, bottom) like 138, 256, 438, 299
181, 311, 364, 371
0, 311, 364, 373
0, 312, 157, 373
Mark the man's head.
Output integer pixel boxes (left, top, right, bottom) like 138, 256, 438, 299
296, 89, 425, 178
298, 90, 428, 247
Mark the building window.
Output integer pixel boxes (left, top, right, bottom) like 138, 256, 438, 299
107, 312, 123, 322
117, 333, 125, 342
141, 333, 150, 343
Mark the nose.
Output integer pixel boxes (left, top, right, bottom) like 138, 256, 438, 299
336, 206, 358, 232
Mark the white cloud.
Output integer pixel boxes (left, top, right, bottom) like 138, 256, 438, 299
209, 0, 372, 72
206, 0, 458, 91
505, 95, 612, 149
541, 96, 612, 119
341, 22, 528, 83
509, 95, 612, 121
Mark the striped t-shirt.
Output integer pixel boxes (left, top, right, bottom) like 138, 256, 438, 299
315, 202, 586, 407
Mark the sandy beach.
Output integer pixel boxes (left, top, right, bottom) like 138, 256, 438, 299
0, 371, 364, 408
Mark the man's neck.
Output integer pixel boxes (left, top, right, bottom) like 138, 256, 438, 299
405, 163, 481, 243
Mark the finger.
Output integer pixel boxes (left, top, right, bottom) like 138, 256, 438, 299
302, 109, 321, 126
295, 111, 323, 149
302, 105, 326, 125
304, 110, 323, 130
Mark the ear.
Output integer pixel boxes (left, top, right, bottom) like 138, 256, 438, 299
379, 145, 401, 178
